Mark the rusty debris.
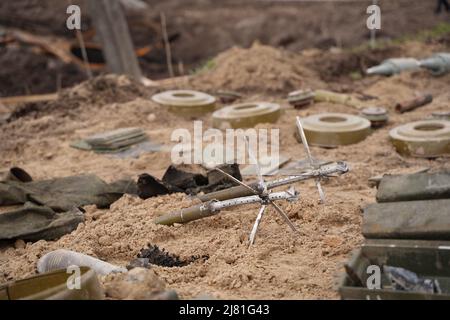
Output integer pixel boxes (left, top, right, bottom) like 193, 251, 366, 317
395, 93, 433, 113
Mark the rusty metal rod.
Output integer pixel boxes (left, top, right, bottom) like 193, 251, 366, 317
395, 93, 433, 114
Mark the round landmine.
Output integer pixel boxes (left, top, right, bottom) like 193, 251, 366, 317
431, 111, 450, 121
216, 90, 242, 104
151, 90, 216, 116
360, 107, 389, 128
287, 89, 315, 108
0, 267, 103, 300
389, 120, 450, 157
296, 113, 371, 147
212, 102, 281, 129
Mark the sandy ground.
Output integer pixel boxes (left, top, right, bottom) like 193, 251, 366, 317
0, 40, 449, 299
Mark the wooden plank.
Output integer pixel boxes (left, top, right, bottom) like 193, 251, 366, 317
0, 93, 58, 106
88, 0, 142, 80
10, 29, 73, 64
0, 74, 191, 108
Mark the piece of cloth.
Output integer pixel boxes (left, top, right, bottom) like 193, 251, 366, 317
383, 265, 441, 294
137, 164, 242, 199
0, 168, 137, 241
0, 202, 84, 241
161, 165, 209, 191
0, 173, 136, 211
137, 173, 182, 199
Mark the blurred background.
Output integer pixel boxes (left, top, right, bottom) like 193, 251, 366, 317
0, 0, 449, 97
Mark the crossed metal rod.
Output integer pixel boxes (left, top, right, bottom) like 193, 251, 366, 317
154, 117, 349, 245
212, 116, 341, 245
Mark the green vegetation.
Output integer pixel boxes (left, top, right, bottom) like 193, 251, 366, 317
190, 58, 216, 75
350, 22, 450, 53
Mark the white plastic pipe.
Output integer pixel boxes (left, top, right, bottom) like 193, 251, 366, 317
37, 249, 127, 275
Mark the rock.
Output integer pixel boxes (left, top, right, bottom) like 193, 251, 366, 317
98, 235, 111, 246
127, 258, 150, 270
14, 239, 26, 249
147, 113, 156, 122
103, 267, 176, 300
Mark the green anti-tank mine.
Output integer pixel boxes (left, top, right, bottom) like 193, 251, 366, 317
432, 111, 450, 121
212, 102, 281, 129
294, 113, 371, 147
0, 267, 103, 300
151, 90, 216, 116
389, 120, 450, 157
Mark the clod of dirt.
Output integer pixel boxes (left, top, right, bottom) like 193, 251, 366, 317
134, 244, 208, 268
191, 42, 324, 94
102, 267, 177, 300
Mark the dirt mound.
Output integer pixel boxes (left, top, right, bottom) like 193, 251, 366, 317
0, 193, 194, 283
0, 46, 87, 97
0, 188, 362, 299
9, 74, 150, 121
191, 42, 324, 94
312, 46, 403, 83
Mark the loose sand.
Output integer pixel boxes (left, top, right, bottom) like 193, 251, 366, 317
0, 41, 449, 299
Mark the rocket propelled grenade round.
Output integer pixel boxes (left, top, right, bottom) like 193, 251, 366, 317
197, 161, 348, 203
419, 53, 450, 76
154, 190, 299, 226
366, 58, 420, 76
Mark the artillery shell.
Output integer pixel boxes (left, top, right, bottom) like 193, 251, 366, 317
295, 113, 371, 147
389, 120, 450, 157
151, 90, 216, 116
212, 102, 281, 129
